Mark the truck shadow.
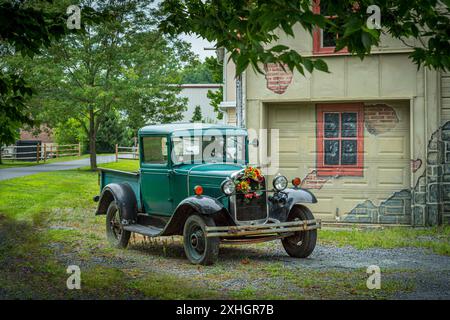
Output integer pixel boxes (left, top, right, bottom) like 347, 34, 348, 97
128, 236, 289, 264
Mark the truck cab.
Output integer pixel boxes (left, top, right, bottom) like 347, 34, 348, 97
95, 123, 320, 265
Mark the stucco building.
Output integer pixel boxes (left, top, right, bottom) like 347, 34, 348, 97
177, 84, 221, 123
220, 7, 450, 226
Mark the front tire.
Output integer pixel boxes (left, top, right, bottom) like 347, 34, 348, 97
183, 214, 219, 265
281, 205, 317, 258
106, 201, 131, 249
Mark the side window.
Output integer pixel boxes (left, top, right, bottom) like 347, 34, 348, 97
142, 136, 168, 164
172, 136, 201, 164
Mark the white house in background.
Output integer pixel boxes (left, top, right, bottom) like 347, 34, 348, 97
177, 84, 222, 123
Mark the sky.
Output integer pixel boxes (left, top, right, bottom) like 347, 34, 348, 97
152, 0, 216, 61
180, 33, 216, 61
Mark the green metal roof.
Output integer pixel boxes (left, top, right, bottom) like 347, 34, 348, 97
138, 123, 247, 136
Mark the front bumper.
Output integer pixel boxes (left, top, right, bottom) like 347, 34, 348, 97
204, 219, 321, 238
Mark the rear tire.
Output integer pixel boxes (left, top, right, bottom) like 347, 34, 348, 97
281, 205, 317, 258
183, 214, 219, 265
106, 201, 131, 249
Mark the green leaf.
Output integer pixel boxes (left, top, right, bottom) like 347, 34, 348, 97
313, 59, 329, 73
270, 45, 290, 53
302, 59, 314, 73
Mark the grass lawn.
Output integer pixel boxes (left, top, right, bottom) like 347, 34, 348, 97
0, 166, 448, 299
320, 226, 450, 256
97, 159, 139, 172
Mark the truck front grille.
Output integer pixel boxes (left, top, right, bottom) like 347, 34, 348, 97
233, 193, 268, 223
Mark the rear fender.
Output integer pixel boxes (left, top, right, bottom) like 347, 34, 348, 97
95, 183, 138, 224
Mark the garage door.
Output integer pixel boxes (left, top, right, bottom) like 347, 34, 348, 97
268, 102, 411, 222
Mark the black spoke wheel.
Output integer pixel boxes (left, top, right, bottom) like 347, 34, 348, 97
183, 214, 219, 265
281, 205, 317, 258
106, 201, 131, 249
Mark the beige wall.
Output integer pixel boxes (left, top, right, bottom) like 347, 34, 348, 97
245, 53, 440, 190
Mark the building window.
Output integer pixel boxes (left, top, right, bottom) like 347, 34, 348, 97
312, 0, 348, 54
316, 103, 364, 176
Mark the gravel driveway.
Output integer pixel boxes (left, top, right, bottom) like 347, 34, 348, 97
0, 155, 116, 181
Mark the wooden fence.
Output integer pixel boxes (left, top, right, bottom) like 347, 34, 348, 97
1, 143, 81, 163
115, 144, 139, 162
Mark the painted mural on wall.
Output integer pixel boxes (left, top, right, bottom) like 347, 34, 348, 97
300, 170, 331, 190
264, 63, 293, 94
297, 102, 447, 225
363, 104, 399, 135
342, 121, 450, 226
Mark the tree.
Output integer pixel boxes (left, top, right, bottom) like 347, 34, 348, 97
96, 111, 130, 154
158, 0, 450, 75
191, 105, 203, 122
205, 56, 224, 120
180, 58, 214, 83
6, 0, 190, 170
0, 0, 107, 163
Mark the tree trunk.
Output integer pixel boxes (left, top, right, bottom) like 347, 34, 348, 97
89, 107, 97, 170
0, 147, 2, 164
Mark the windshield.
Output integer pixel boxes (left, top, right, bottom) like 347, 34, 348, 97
172, 135, 246, 165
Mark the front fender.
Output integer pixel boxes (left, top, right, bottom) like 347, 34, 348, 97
284, 188, 317, 205
175, 195, 224, 215
95, 183, 138, 223
269, 188, 317, 222
160, 195, 234, 236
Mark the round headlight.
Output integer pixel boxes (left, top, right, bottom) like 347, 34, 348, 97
273, 175, 288, 191
221, 179, 235, 195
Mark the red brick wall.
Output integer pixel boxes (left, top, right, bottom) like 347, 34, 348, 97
20, 127, 53, 143
264, 63, 293, 94
364, 104, 399, 135
301, 170, 330, 190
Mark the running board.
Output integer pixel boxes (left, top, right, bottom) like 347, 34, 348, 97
123, 224, 163, 237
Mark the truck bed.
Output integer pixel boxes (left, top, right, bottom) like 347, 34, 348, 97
98, 168, 141, 210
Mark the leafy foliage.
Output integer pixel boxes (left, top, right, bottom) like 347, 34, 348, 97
96, 111, 130, 154
158, 0, 450, 75
0, 0, 108, 163
180, 59, 214, 83
4, 0, 191, 169
205, 56, 224, 120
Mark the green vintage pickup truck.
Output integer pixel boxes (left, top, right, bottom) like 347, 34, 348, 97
94, 123, 320, 265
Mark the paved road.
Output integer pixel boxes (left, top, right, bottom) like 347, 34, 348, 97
0, 155, 116, 181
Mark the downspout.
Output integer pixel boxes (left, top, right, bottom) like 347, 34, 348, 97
242, 71, 247, 128
236, 73, 243, 128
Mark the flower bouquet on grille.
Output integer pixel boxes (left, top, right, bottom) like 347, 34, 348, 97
235, 166, 265, 203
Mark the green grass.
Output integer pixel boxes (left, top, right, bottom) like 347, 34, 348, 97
319, 227, 450, 256
0, 160, 37, 169
97, 159, 139, 172
0, 169, 97, 220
